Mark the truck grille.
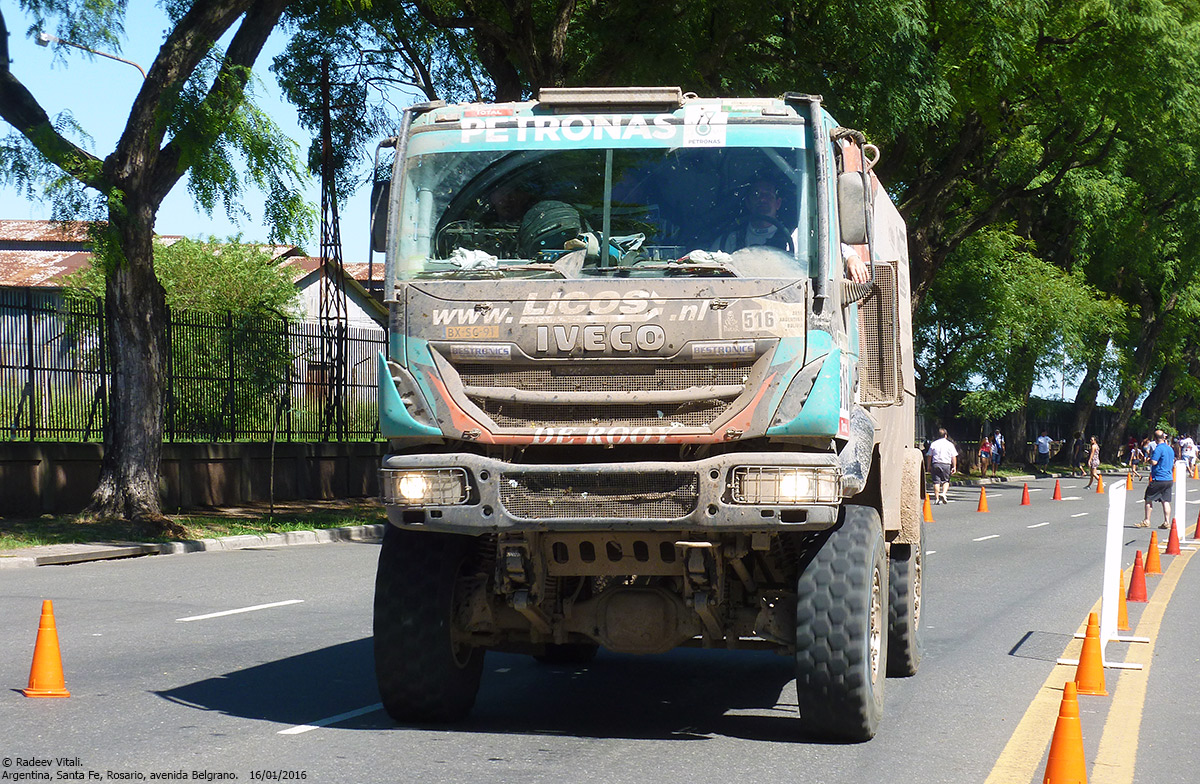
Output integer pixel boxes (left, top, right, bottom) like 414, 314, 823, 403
480, 399, 728, 428
453, 362, 753, 429
499, 471, 699, 520
456, 363, 753, 392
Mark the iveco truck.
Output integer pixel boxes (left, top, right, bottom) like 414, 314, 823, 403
371, 87, 922, 741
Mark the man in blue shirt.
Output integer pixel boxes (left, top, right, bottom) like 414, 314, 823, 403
1141, 430, 1176, 529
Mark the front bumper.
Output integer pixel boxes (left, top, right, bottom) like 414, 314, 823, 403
380, 451, 842, 533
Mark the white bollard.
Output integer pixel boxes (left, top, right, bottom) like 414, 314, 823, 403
1174, 459, 1188, 544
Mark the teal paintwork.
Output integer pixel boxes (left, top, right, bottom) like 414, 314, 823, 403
767, 346, 842, 437
377, 351, 441, 438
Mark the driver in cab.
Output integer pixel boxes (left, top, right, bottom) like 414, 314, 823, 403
712, 178, 790, 253
711, 177, 871, 284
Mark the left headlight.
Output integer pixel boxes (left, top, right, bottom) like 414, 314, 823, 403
383, 468, 470, 506
731, 467, 840, 504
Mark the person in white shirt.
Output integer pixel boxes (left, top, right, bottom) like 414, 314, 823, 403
1181, 434, 1197, 471
926, 427, 958, 504
1035, 430, 1053, 473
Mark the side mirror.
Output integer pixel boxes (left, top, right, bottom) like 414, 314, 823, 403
370, 179, 391, 254
837, 171, 868, 245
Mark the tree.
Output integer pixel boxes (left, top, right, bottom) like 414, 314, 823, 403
0, 2, 308, 533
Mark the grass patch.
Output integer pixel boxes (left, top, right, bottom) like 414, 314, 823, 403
0, 502, 386, 552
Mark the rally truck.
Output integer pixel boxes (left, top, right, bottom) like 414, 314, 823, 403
370, 87, 922, 741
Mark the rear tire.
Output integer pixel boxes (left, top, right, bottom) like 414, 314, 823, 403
373, 526, 484, 723
886, 529, 925, 676
794, 504, 888, 741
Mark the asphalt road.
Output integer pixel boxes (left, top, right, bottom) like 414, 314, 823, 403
2, 475, 1198, 784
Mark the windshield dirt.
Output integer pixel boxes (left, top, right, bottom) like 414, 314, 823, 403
393, 145, 815, 281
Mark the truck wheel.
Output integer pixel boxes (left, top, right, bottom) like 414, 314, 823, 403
887, 533, 924, 677
794, 504, 888, 742
373, 526, 484, 723
534, 643, 599, 665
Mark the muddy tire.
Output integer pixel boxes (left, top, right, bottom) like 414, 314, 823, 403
794, 504, 888, 742
533, 643, 600, 665
374, 526, 484, 723
887, 531, 924, 677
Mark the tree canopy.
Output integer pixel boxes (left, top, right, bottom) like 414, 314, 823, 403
0, 1, 307, 530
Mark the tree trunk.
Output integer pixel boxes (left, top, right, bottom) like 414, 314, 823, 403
84, 207, 183, 535
1139, 364, 1176, 431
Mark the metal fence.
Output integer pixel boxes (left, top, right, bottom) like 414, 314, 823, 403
1, 286, 385, 443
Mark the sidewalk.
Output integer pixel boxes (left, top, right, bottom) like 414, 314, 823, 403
0, 498, 386, 570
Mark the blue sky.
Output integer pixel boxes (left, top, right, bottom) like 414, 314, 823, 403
0, 2, 417, 262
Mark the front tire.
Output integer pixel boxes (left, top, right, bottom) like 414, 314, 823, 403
794, 504, 888, 741
373, 526, 485, 723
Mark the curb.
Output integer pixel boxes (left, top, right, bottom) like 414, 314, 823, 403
0, 524, 386, 569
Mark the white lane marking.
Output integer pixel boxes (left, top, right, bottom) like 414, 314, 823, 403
973, 535, 1000, 542
176, 599, 304, 623
1071, 513, 1089, 518
1062, 496, 1084, 500
279, 702, 383, 735
1027, 488, 1044, 492
926, 550, 936, 555
1028, 522, 1050, 528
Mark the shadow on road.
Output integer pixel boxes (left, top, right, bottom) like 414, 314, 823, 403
156, 639, 827, 743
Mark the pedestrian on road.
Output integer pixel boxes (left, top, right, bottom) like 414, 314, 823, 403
992, 429, 1005, 471
927, 428, 958, 505
1129, 441, 1144, 480
977, 437, 993, 478
1141, 430, 1175, 529
1181, 433, 1197, 473
1084, 436, 1101, 489
1072, 434, 1088, 477
1035, 430, 1052, 473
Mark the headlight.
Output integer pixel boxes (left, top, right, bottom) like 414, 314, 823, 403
384, 469, 470, 506
731, 467, 839, 504
398, 474, 430, 502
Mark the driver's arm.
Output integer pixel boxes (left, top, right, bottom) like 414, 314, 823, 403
841, 243, 869, 284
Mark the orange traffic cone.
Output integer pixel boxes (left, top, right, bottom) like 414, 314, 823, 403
1042, 682, 1088, 784
1021, 483, 1031, 506
923, 493, 934, 523
1145, 532, 1163, 575
22, 600, 70, 698
1118, 569, 1130, 632
1128, 551, 1148, 603
1166, 523, 1181, 556
1126, 471, 1133, 491
977, 486, 990, 513
1096, 474, 1105, 494
1075, 612, 1108, 696
1053, 479, 1063, 501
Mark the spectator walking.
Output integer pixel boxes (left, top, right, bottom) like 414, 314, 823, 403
992, 429, 1005, 471
927, 428, 958, 504
1072, 434, 1088, 477
1141, 430, 1176, 529
1035, 430, 1052, 473
1181, 433, 1197, 473
977, 437, 993, 478
1084, 436, 1101, 489
1129, 441, 1145, 480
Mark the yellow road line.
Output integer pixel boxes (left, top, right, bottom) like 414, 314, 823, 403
984, 535, 1195, 784
982, 605, 1096, 784
1091, 545, 1193, 784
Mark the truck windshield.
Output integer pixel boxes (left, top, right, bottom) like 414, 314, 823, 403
392, 143, 816, 281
